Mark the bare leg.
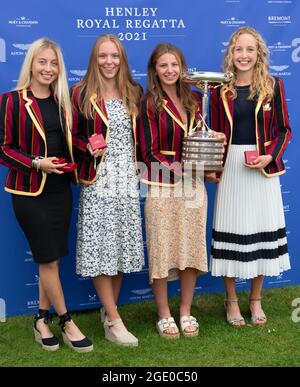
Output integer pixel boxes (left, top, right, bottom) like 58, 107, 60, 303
112, 272, 123, 304
224, 277, 245, 326
93, 274, 133, 337
39, 261, 86, 341
179, 268, 197, 316
179, 268, 198, 334
152, 278, 178, 334
249, 275, 266, 324
36, 278, 53, 339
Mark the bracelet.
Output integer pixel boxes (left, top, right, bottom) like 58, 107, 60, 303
31, 156, 44, 171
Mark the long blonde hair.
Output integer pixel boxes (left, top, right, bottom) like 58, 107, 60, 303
74, 34, 142, 118
146, 43, 199, 114
222, 27, 274, 100
17, 37, 72, 128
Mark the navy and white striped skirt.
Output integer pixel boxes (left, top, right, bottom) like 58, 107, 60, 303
210, 144, 290, 279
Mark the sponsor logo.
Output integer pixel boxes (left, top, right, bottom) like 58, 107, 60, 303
0, 38, 6, 62
27, 299, 39, 309
131, 288, 152, 296
88, 294, 97, 303
220, 17, 246, 27
269, 64, 291, 76
268, 41, 291, 53
268, 15, 291, 26
24, 250, 33, 263
11, 43, 31, 57
221, 41, 229, 53
131, 69, 147, 80
68, 69, 87, 82
130, 288, 153, 301
25, 274, 39, 287
79, 294, 100, 307
268, 1, 292, 3
8, 16, 39, 28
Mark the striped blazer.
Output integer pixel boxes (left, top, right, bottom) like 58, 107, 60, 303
209, 77, 291, 177
0, 89, 77, 196
138, 91, 202, 186
71, 86, 139, 184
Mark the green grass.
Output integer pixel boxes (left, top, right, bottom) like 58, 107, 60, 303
1, 286, 300, 367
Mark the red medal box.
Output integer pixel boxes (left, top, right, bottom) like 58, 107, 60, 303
88, 133, 107, 151
244, 150, 259, 164
52, 158, 77, 172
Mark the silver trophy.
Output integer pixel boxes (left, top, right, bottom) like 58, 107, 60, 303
182, 71, 232, 171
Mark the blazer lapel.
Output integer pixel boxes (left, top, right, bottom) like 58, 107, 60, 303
162, 98, 187, 135
22, 89, 46, 143
221, 88, 234, 132
90, 94, 109, 127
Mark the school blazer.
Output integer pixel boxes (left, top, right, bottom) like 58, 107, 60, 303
138, 91, 202, 187
0, 88, 77, 196
71, 86, 139, 185
209, 77, 292, 177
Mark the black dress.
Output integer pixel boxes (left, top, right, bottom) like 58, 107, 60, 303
12, 96, 72, 263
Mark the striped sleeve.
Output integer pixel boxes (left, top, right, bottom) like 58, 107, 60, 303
0, 92, 32, 174
265, 78, 292, 165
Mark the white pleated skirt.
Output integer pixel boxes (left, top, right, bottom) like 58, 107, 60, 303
210, 144, 290, 279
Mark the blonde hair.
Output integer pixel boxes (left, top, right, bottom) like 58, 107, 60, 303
17, 37, 72, 128
73, 34, 142, 118
146, 43, 199, 114
222, 27, 274, 100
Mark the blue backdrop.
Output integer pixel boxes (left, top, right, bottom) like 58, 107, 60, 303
0, 0, 299, 317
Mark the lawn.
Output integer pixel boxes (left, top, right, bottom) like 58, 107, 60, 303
1, 286, 299, 367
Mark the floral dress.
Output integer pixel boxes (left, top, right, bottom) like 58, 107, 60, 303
76, 100, 145, 277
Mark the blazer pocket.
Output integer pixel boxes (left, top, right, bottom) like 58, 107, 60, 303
161, 150, 176, 156
161, 150, 176, 161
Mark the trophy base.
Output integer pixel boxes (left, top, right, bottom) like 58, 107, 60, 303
183, 161, 223, 172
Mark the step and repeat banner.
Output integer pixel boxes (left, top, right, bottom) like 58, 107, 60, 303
0, 0, 299, 316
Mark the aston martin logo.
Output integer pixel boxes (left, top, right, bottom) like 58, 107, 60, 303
70, 69, 87, 76
269, 65, 289, 71
12, 43, 31, 50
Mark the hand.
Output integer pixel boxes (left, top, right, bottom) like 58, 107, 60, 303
244, 154, 273, 170
87, 143, 105, 158
204, 172, 220, 183
211, 131, 227, 146
39, 157, 67, 174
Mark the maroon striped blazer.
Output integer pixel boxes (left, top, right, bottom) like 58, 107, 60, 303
209, 77, 291, 177
0, 88, 77, 196
71, 86, 139, 184
138, 91, 202, 186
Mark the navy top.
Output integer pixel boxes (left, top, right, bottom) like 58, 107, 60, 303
36, 95, 70, 192
232, 85, 257, 145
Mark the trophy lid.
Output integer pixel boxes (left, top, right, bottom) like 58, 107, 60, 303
183, 71, 233, 83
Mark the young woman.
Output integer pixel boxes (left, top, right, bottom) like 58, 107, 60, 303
210, 27, 291, 327
0, 38, 93, 352
138, 43, 209, 339
72, 34, 144, 346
